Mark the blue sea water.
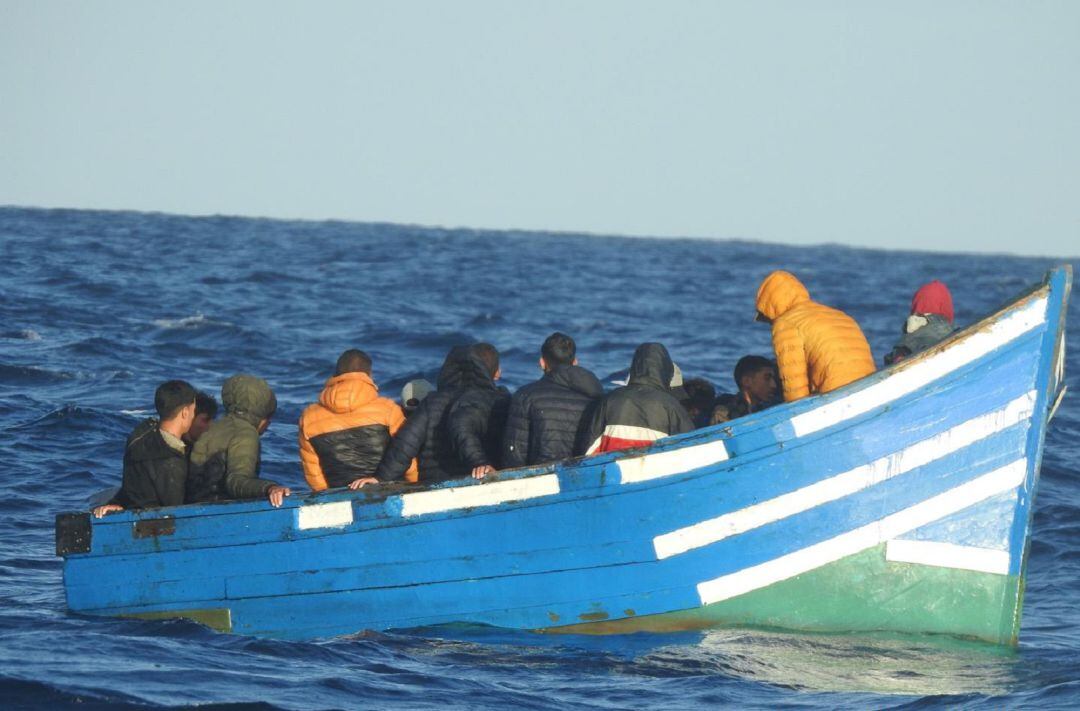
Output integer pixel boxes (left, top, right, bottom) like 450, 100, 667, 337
0, 205, 1077, 709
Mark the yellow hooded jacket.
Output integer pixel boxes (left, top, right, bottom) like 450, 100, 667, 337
756, 270, 876, 401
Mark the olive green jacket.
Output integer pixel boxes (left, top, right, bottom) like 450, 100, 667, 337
186, 414, 278, 502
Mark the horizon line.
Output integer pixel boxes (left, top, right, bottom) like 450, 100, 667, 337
1, 202, 1075, 264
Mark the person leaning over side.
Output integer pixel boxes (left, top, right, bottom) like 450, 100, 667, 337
580, 342, 694, 455
447, 343, 511, 479
754, 270, 875, 402
298, 349, 416, 492
502, 332, 603, 469
93, 380, 198, 518
186, 374, 291, 507
374, 346, 495, 484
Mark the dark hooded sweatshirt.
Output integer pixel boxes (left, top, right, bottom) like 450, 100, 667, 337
376, 347, 496, 483
502, 364, 604, 468
187, 374, 280, 503
114, 418, 188, 509
580, 343, 694, 455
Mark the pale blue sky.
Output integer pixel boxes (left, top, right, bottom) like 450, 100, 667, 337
2, 1, 1077, 256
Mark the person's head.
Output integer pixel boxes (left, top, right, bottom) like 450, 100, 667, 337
710, 394, 740, 426
540, 332, 577, 372
629, 342, 674, 389
910, 280, 954, 324
734, 355, 778, 406
680, 377, 716, 421
335, 349, 373, 376
185, 391, 218, 443
472, 342, 501, 380
155, 380, 197, 431
221, 374, 277, 435
755, 270, 810, 323
401, 379, 434, 415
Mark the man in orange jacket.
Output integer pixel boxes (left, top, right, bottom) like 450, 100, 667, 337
755, 270, 876, 402
299, 349, 417, 490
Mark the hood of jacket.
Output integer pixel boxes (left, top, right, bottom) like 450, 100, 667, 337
546, 364, 604, 398
319, 371, 379, 414
756, 270, 811, 321
221, 374, 277, 427
628, 343, 675, 390
436, 346, 496, 392
911, 280, 954, 324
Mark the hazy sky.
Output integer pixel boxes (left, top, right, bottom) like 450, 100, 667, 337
2, 1, 1077, 256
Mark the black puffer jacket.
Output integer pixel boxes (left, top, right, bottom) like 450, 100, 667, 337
580, 343, 693, 455
502, 365, 603, 468
114, 418, 188, 509
376, 347, 496, 483
448, 382, 510, 470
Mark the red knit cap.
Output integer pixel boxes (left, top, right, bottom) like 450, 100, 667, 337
911, 280, 954, 324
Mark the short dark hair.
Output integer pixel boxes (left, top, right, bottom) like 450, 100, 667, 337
194, 391, 218, 419
541, 332, 576, 367
472, 343, 500, 377
681, 377, 716, 410
335, 349, 372, 376
734, 355, 773, 389
155, 380, 197, 420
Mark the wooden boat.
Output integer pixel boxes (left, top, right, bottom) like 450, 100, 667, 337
56, 266, 1071, 644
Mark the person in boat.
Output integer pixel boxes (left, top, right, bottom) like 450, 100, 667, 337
186, 374, 291, 507
298, 349, 417, 492
92, 380, 198, 518
502, 332, 604, 469
580, 342, 694, 454
708, 355, 780, 425
678, 377, 717, 428
400, 379, 434, 417
755, 270, 875, 402
449, 343, 512, 479
708, 393, 740, 425
182, 391, 218, 449
884, 280, 957, 365
374, 345, 497, 484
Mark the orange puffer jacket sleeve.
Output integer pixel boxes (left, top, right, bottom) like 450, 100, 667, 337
757, 270, 876, 402
298, 417, 329, 490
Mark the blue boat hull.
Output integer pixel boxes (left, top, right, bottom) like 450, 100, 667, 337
58, 267, 1071, 644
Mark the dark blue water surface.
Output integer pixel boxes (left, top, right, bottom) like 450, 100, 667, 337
1, 206, 1077, 709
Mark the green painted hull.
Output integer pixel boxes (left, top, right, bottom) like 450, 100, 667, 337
547, 544, 1023, 645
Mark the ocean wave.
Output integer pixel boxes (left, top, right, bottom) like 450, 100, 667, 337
152, 314, 235, 330
0, 329, 42, 341
0, 363, 73, 385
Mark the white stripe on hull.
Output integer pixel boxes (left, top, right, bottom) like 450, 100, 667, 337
791, 295, 1047, 437
654, 391, 1034, 559
885, 539, 1011, 576
618, 439, 730, 485
297, 501, 354, 530
400, 474, 560, 517
697, 458, 1027, 605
